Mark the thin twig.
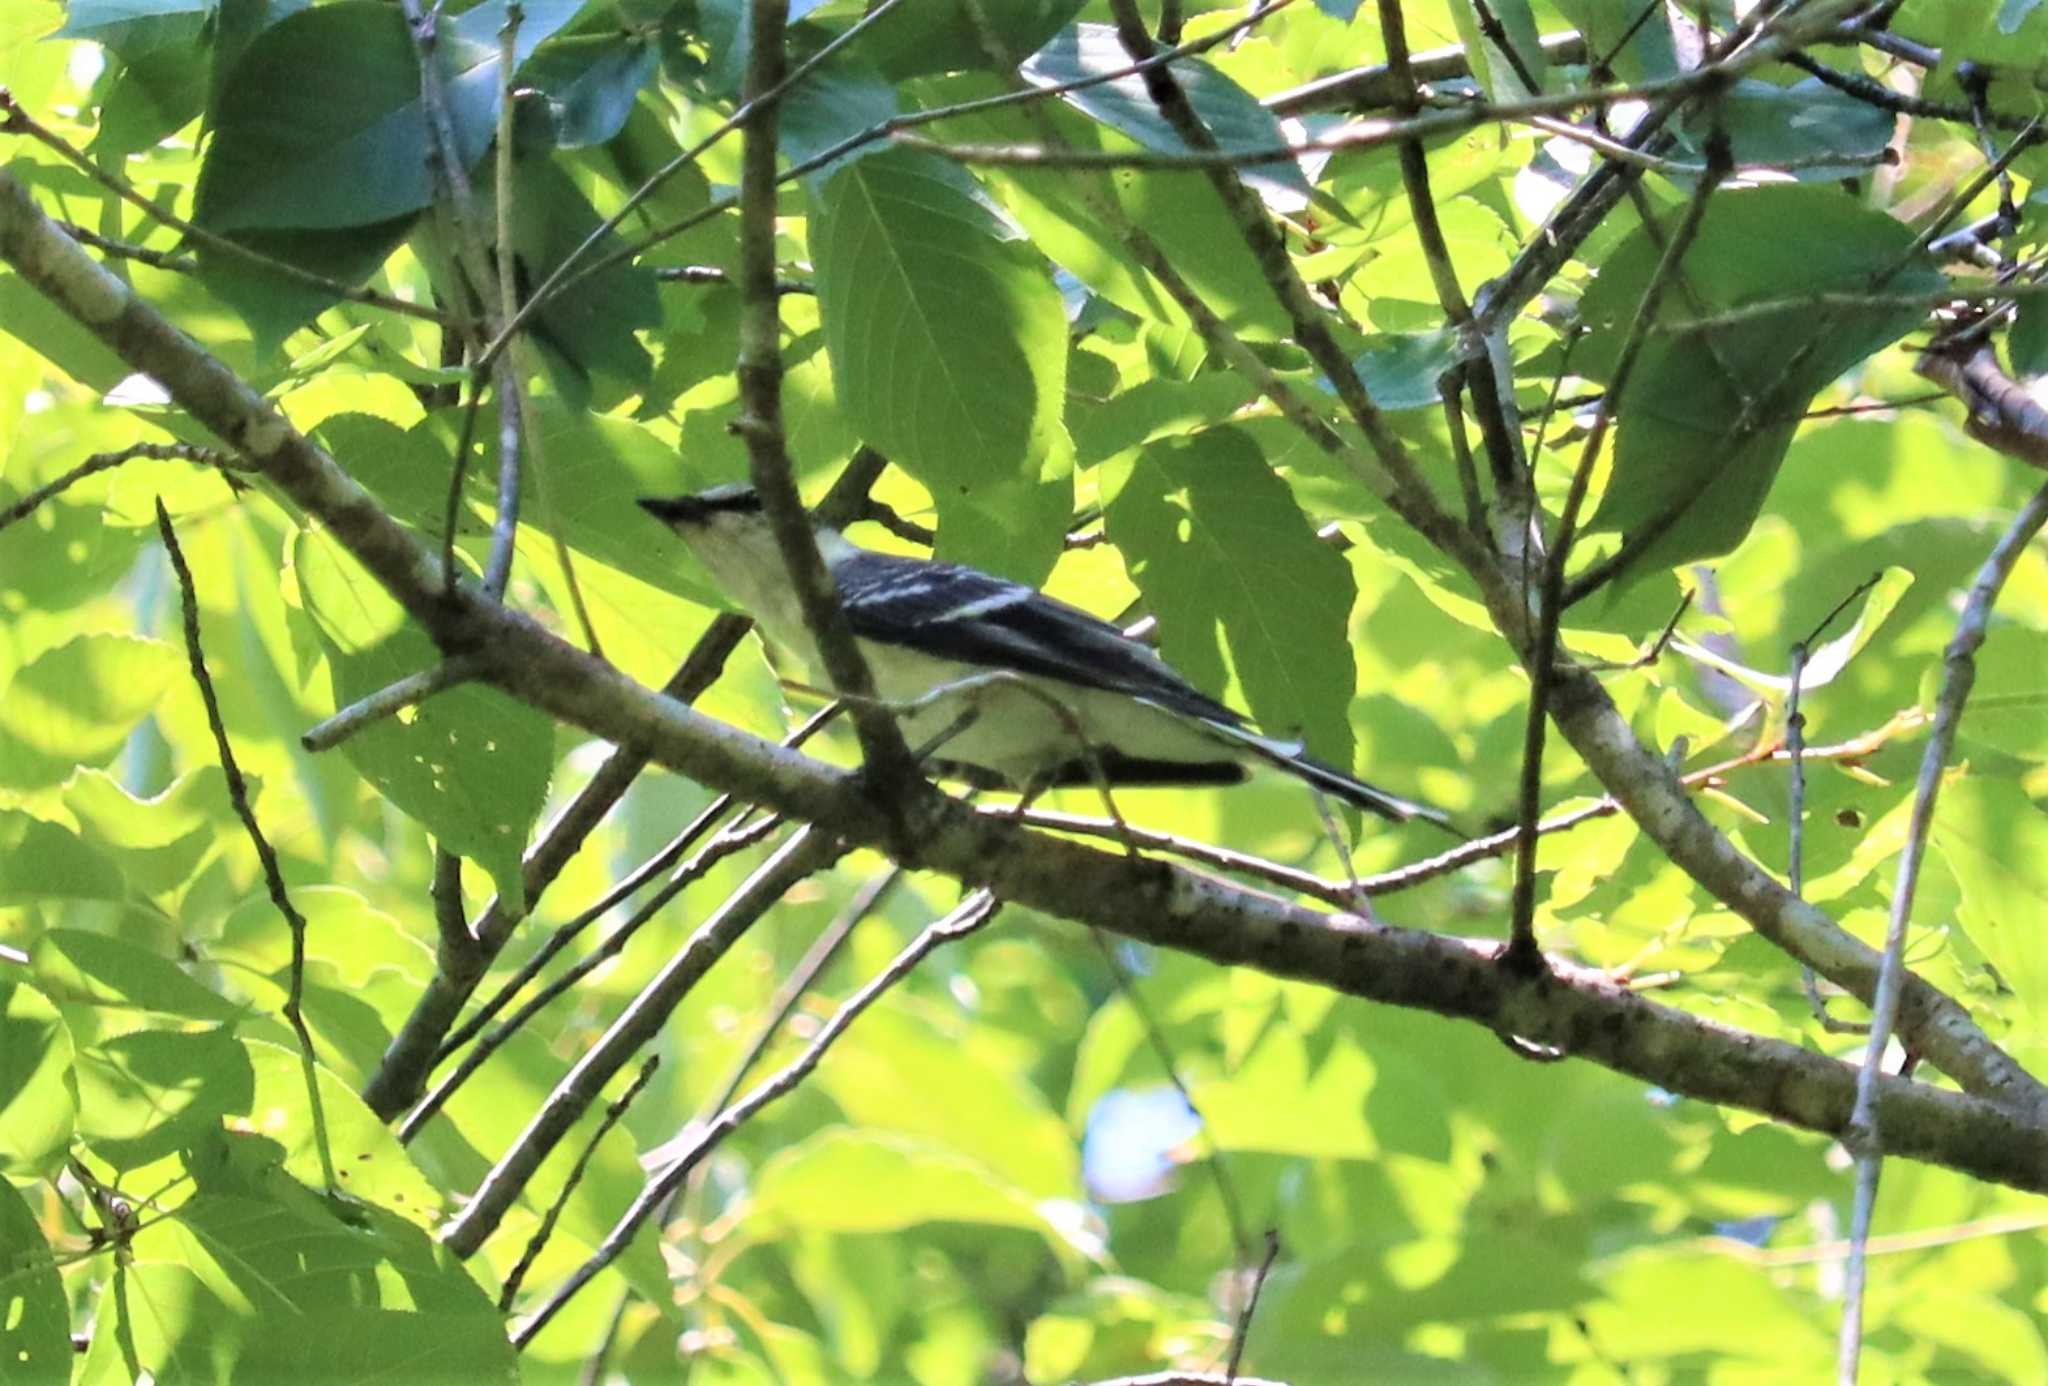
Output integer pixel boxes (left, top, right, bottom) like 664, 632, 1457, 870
483, 4, 525, 603
439, 825, 847, 1257
1091, 930, 1251, 1259
156, 501, 336, 1191
1224, 1229, 1282, 1382
510, 891, 999, 1346
499, 1054, 660, 1316
1, 443, 233, 533
398, 811, 785, 1143
1508, 126, 1730, 969
299, 656, 483, 751
1789, 575, 1883, 1034
1837, 475, 2048, 1383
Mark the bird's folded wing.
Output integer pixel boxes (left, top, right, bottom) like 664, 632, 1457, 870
834, 551, 1248, 727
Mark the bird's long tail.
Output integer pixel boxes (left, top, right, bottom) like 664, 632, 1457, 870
1213, 721, 1456, 832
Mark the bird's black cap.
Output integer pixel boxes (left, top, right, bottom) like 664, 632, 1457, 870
637, 484, 763, 525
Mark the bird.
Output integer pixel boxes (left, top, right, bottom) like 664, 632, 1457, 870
638, 484, 1446, 827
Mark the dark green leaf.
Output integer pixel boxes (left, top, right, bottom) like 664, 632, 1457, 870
1687, 79, 1896, 183
0, 981, 76, 1176
1354, 327, 1461, 411
2011, 296, 2048, 376
0, 1175, 71, 1381
1020, 24, 1311, 210
1551, 0, 1680, 84
194, 0, 583, 234
857, 0, 1085, 78
523, 32, 657, 148
1580, 186, 1942, 575
73, 1026, 254, 1168
196, 216, 418, 355
778, 59, 897, 180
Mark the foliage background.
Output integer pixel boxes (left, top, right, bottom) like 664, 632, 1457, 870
5, 0, 2048, 1381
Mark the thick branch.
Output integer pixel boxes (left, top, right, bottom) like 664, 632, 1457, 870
5, 169, 2047, 1210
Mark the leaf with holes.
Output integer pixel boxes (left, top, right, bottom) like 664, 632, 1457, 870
293, 531, 551, 911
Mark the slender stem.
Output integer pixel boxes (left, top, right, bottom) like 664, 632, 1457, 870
156, 502, 335, 1191
1, 443, 233, 533
299, 657, 481, 752
1837, 475, 2048, 1382
510, 891, 999, 1345
439, 827, 846, 1257
499, 1054, 660, 1318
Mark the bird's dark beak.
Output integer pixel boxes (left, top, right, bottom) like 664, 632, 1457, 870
638, 495, 708, 526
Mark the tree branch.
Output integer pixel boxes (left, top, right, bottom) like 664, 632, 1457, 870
6, 167, 2047, 1222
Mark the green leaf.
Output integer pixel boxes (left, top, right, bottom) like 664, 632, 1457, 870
85, 1173, 512, 1384
219, 884, 432, 988
858, 0, 1085, 78
294, 531, 551, 911
0, 633, 178, 788
523, 31, 656, 148
33, 928, 245, 1021
1935, 779, 2048, 1017
0, 1175, 71, 1382
1020, 24, 1311, 209
488, 154, 660, 391
811, 149, 1069, 497
813, 1007, 1080, 1198
1105, 426, 1360, 768
58, 0, 212, 40
1689, 79, 1896, 183
1353, 327, 1461, 411
1550, 0, 1680, 84
2011, 296, 2048, 377
1449, 0, 1545, 100
747, 1129, 1073, 1242
196, 216, 419, 356
63, 766, 228, 896
0, 274, 136, 392
777, 59, 898, 178
0, 981, 76, 1176
932, 469, 1073, 587
0, 813, 125, 905
1580, 186, 1943, 576
73, 1026, 254, 1169
241, 1040, 444, 1215
194, 0, 584, 234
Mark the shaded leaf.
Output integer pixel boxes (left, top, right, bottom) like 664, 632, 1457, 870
1020, 24, 1311, 210
0, 981, 76, 1176
1106, 427, 1359, 768
0, 1175, 71, 1381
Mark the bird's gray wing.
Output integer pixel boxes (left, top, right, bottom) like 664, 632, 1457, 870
832, 550, 1245, 726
